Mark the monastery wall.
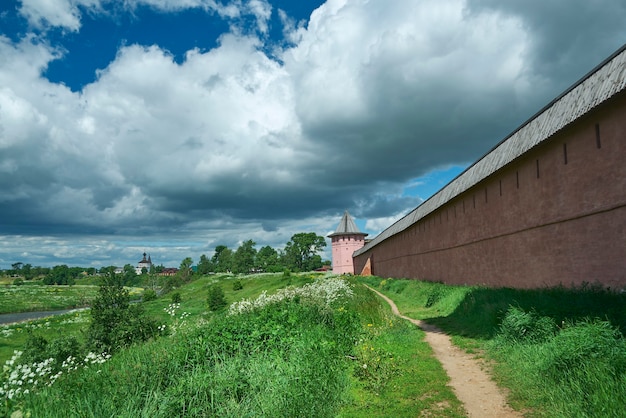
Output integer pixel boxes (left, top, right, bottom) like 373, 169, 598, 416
353, 90, 626, 289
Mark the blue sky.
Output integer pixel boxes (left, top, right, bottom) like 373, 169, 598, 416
1, 0, 625, 269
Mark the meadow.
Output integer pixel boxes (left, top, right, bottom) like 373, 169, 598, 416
0, 284, 101, 314
2, 273, 625, 417
1, 273, 462, 417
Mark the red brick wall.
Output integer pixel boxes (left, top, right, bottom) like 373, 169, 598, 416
354, 91, 626, 289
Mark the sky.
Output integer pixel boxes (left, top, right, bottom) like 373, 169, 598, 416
1, 0, 625, 269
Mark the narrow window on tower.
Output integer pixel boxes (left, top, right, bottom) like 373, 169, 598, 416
536, 159, 540, 178
516, 171, 519, 189
595, 123, 601, 148
499, 180, 502, 196
563, 143, 568, 164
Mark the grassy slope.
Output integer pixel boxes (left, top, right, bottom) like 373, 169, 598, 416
3, 273, 465, 417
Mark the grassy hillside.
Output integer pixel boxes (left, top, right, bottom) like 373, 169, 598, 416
1, 273, 462, 417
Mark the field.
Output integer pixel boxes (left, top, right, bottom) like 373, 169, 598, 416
2, 274, 626, 417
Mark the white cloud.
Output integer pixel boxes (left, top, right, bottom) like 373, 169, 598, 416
19, 0, 101, 31
2, 0, 626, 267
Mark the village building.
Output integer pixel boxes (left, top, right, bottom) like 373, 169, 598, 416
328, 211, 368, 274
135, 252, 153, 275
353, 44, 626, 289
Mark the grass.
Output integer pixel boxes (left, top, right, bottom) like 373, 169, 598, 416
2, 273, 462, 417
7, 272, 623, 416
0, 285, 100, 314
359, 276, 626, 417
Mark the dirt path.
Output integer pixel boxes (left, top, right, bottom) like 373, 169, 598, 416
366, 285, 523, 418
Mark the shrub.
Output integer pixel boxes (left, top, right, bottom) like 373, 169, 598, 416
87, 275, 158, 353
497, 306, 558, 344
12, 278, 24, 286
22, 333, 49, 364
48, 335, 83, 364
232, 279, 243, 291
171, 292, 182, 304
207, 285, 227, 311
541, 319, 626, 377
142, 289, 157, 302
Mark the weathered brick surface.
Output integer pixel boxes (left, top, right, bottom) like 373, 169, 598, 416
354, 91, 626, 289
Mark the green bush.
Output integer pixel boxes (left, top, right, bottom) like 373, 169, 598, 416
142, 289, 157, 302
22, 333, 49, 364
12, 278, 24, 286
541, 319, 626, 377
171, 292, 182, 304
207, 285, 227, 311
497, 306, 558, 344
48, 335, 83, 364
87, 275, 158, 353
232, 279, 243, 291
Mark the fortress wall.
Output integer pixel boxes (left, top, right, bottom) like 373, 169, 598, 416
353, 90, 626, 289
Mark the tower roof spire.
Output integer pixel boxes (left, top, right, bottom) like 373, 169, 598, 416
328, 210, 368, 237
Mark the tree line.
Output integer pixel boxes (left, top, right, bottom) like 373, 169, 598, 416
3, 232, 330, 285
197, 232, 329, 275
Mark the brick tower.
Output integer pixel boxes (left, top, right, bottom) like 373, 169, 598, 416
328, 211, 368, 274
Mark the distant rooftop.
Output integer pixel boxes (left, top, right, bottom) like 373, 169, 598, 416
328, 211, 368, 237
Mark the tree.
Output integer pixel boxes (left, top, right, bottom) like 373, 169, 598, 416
256, 245, 282, 272
197, 254, 214, 275
179, 257, 193, 281
283, 232, 327, 272
43, 265, 76, 285
232, 240, 257, 274
212, 245, 233, 273
122, 264, 136, 285
87, 272, 157, 353
207, 285, 227, 311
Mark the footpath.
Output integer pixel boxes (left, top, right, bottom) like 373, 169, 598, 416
366, 285, 523, 418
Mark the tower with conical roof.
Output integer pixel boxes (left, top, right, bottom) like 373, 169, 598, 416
328, 211, 368, 274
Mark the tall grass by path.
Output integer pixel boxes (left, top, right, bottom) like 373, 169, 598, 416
360, 276, 626, 417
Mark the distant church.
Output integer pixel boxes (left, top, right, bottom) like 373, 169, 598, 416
328, 211, 367, 274
135, 252, 153, 275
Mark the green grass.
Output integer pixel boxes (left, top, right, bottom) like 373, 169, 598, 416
10, 273, 623, 416
0, 285, 101, 314
359, 276, 626, 417
2, 273, 464, 417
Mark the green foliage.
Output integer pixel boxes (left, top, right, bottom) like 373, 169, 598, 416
232, 279, 243, 291
43, 264, 77, 285
197, 254, 214, 275
87, 274, 157, 353
170, 292, 181, 304
232, 240, 257, 274
22, 333, 50, 364
256, 245, 282, 272
142, 288, 157, 302
212, 245, 233, 273
283, 232, 326, 272
48, 335, 83, 364
178, 257, 193, 282
207, 285, 227, 311
497, 306, 558, 344
12, 278, 24, 286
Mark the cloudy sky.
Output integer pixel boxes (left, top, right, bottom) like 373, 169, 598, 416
1, 0, 625, 269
